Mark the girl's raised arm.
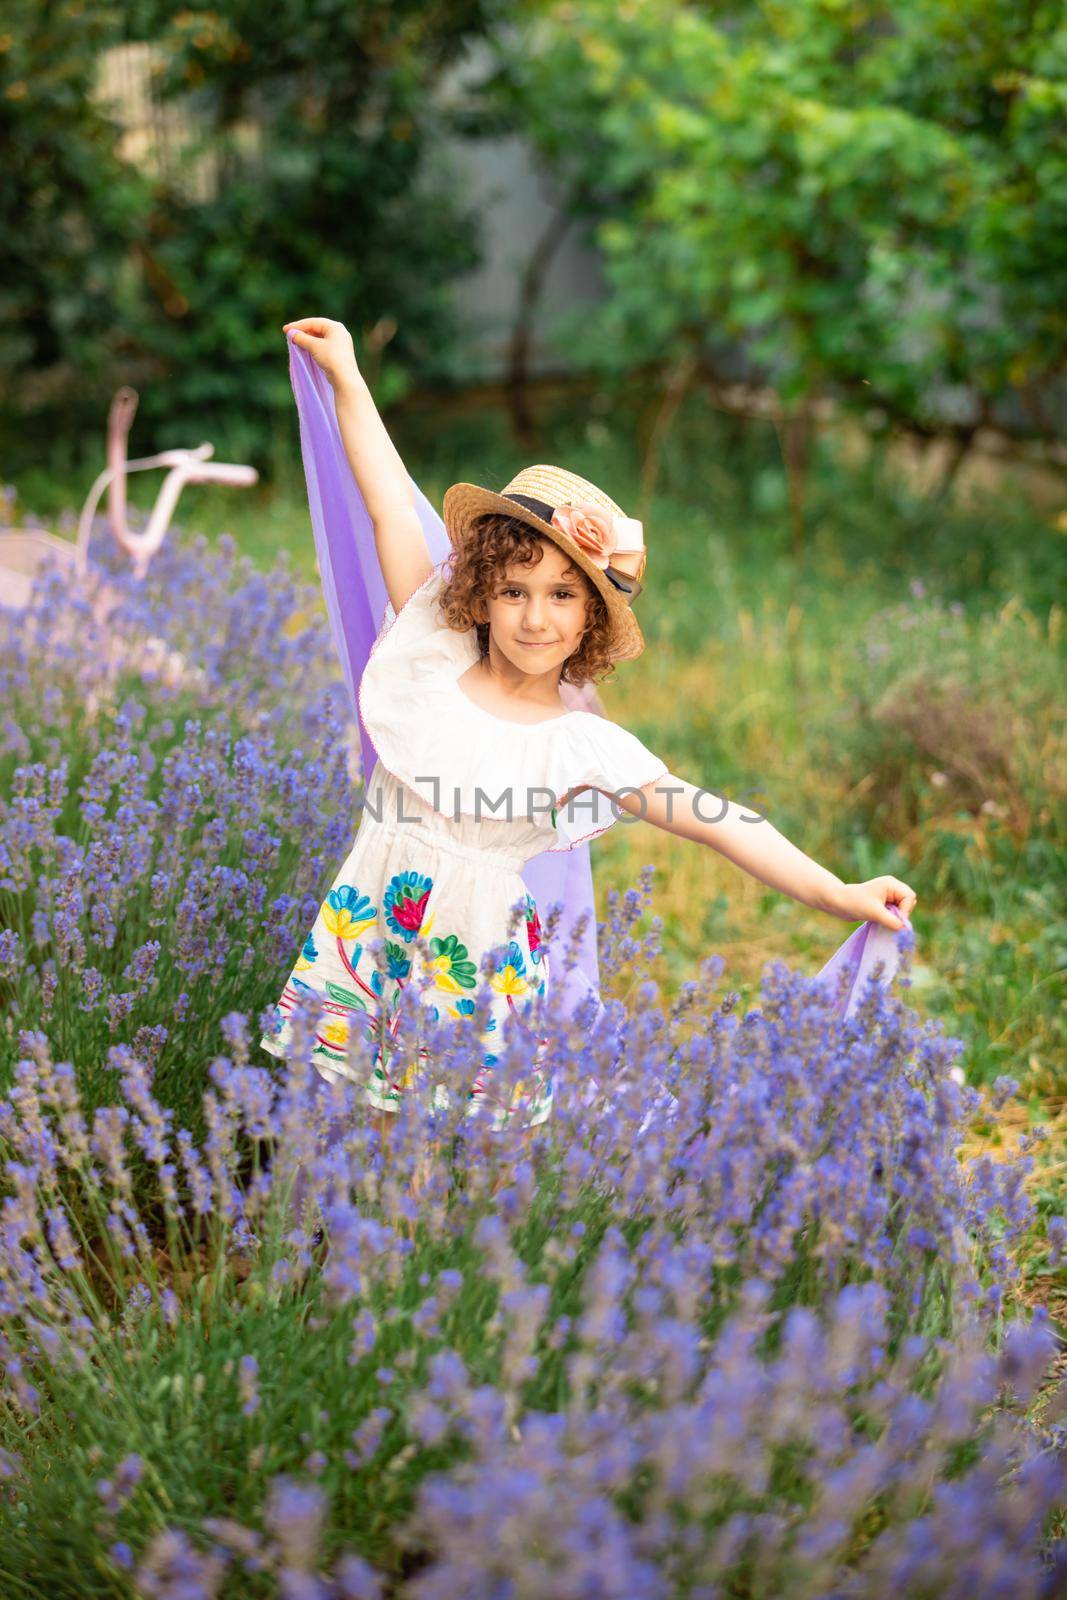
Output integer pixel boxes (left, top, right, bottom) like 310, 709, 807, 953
608, 773, 917, 930
284, 317, 433, 615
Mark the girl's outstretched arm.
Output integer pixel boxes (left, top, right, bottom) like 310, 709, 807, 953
284, 316, 433, 614
607, 773, 917, 930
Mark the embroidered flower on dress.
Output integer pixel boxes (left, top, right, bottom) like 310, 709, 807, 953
322, 886, 377, 941
491, 940, 529, 997
383, 870, 433, 942
322, 1017, 350, 1050
524, 896, 543, 964
427, 933, 478, 992
386, 942, 411, 981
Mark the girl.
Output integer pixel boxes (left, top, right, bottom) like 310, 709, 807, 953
260, 315, 917, 1172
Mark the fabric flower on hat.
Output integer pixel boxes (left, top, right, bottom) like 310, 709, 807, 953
550, 501, 619, 570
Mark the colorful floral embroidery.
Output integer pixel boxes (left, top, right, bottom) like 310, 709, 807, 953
370, 940, 412, 996
525, 894, 544, 965
491, 939, 530, 998
428, 932, 477, 993
322, 885, 377, 941
439, 994, 498, 1025
322, 1016, 351, 1051
383, 870, 434, 942
324, 978, 369, 1012
263, 853, 551, 1128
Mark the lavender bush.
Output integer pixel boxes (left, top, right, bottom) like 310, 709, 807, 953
1, 533, 359, 1132
2, 529, 1064, 1594
1, 929, 1064, 1595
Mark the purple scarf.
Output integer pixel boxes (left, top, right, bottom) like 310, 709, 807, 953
286, 335, 910, 1039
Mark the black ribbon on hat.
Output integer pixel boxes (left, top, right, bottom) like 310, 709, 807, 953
502, 492, 641, 599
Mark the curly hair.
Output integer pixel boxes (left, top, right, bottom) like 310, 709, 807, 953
436, 512, 622, 688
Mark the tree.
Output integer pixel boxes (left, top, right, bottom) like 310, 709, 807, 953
497, 0, 1067, 539
2, 2, 508, 470
0, 3, 152, 462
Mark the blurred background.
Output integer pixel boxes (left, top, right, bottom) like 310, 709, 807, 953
2, 0, 1065, 1101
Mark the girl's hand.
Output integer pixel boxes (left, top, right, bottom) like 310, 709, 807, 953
829, 876, 917, 929
282, 317, 361, 390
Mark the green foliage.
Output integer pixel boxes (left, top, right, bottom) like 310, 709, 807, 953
502, 0, 1067, 430
6, 0, 1064, 485
0, 4, 152, 446
113, 0, 505, 464
0, 1, 505, 473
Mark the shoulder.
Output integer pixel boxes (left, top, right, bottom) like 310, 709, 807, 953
368, 561, 476, 682
379, 560, 451, 630
547, 712, 670, 852
563, 712, 669, 794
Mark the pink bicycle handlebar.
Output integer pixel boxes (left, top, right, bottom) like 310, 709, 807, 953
76, 384, 259, 577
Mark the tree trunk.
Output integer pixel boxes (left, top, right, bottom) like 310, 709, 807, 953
637, 347, 700, 518
932, 425, 977, 502
776, 399, 816, 560
505, 205, 574, 451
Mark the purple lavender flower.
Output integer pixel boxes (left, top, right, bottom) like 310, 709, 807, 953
96, 1453, 145, 1515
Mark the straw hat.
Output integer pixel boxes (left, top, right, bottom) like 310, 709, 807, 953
442, 464, 648, 661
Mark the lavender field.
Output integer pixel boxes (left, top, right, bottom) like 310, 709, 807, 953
1, 522, 1065, 1598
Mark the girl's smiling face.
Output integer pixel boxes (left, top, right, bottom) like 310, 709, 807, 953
484, 538, 592, 676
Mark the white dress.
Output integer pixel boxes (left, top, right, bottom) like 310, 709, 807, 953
259, 565, 668, 1129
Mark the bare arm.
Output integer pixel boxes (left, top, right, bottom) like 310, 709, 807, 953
597, 773, 917, 928
332, 372, 433, 614
284, 318, 433, 614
